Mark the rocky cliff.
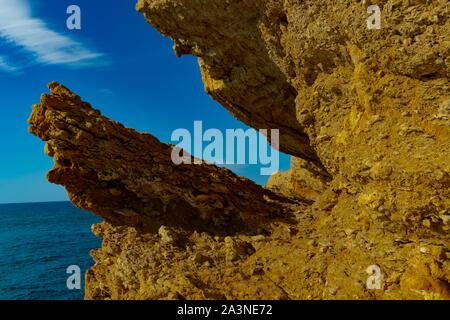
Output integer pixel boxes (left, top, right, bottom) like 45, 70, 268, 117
28, 0, 448, 299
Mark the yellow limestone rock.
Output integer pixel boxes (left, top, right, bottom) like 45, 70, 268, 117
27, 0, 449, 300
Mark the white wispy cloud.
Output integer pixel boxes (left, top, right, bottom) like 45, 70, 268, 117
0, 55, 19, 73
0, 0, 104, 72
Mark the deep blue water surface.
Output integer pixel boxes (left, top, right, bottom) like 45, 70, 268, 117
0, 201, 102, 300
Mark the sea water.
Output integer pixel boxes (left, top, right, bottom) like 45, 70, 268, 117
0, 201, 102, 300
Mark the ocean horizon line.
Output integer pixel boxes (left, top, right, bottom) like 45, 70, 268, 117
0, 200, 71, 206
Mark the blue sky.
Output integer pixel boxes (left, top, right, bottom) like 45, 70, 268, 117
0, 0, 290, 204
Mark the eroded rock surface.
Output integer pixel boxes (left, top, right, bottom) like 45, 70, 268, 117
28, 82, 299, 235
27, 0, 449, 300
28, 82, 304, 299
137, 0, 449, 232
267, 157, 331, 202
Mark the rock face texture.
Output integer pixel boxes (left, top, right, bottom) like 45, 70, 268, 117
266, 157, 331, 202
28, 82, 304, 299
28, 0, 449, 300
137, 0, 449, 231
